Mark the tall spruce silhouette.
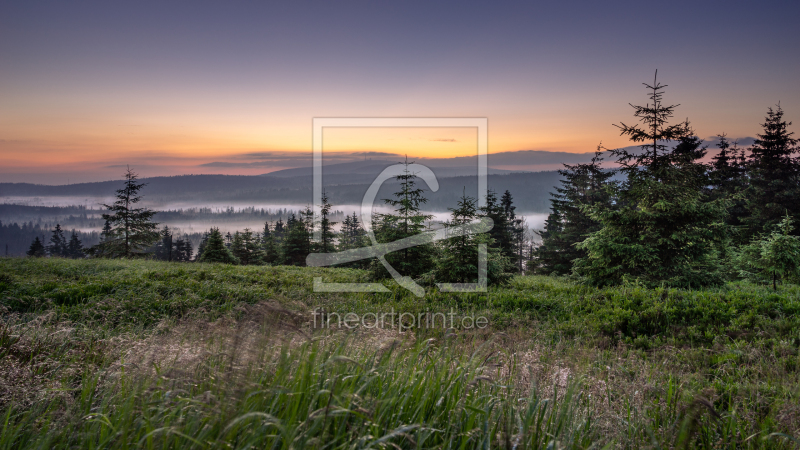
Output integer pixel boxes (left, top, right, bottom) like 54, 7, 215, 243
744, 104, 799, 234
92, 168, 159, 258
372, 158, 435, 279
197, 227, 237, 264
534, 148, 614, 275
614, 70, 692, 167
317, 191, 337, 253
574, 73, 729, 288
27, 237, 46, 257
47, 224, 68, 257
66, 231, 84, 259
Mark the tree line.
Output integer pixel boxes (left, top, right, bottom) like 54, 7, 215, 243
22, 74, 799, 290
533, 73, 800, 289
1, 221, 100, 257
189, 165, 528, 286
23, 165, 528, 286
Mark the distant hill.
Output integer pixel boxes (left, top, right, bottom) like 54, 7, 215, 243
262, 159, 520, 185
0, 175, 284, 197
0, 169, 564, 212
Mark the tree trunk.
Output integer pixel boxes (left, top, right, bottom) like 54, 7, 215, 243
773, 271, 777, 291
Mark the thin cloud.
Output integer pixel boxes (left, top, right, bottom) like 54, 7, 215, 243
236, 150, 402, 161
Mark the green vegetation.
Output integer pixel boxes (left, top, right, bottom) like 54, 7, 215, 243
536, 76, 800, 291
2, 257, 799, 448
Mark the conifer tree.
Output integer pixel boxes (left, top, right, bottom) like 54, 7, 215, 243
574, 74, 729, 288
434, 190, 511, 285
282, 219, 310, 266
100, 219, 114, 244
317, 192, 337, 253
27, 237, 46, 257
262, 222, 279, 264
336, 212, 368, 268
501, 190, 525, 272
744, 105, 799, 235
66, 231, 84, 259
156, 225, 173, 261
47, 224, 68, 257
339, 213, 367, 250
286, 213, 298, 229
230, 231, 245, 262
479, 190, 510, 257
737, 214, 800, 290
197, 227, 238, 264
372, 159, 436, 279
534, 149, 614, 274
273, 218, 285, 242
231, 228, 265, 265
174, 236, 193, 262
92, 168, 159, 258
196, 231, 209, 261
708, 134, 749, 230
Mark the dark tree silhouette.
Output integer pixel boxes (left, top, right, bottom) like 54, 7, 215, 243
66, 231, 84, 259
197, 228, 238, 264
372, 158, 435, 279
47, 224, 68, 257
91, 168, 159, 258
27, 237, 46, 257
744, 105, 800, 235
534, 149, 614, 275
317, 191, 337, 253
574, 74, 729, 288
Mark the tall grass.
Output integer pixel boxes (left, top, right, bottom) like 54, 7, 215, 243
0, 331, 595, 449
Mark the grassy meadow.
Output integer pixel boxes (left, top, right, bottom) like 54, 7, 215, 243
1, 257, 799, 449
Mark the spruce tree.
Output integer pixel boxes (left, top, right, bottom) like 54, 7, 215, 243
317, 191, 337, 253
282, 219, 311, 266
47, 224, 68, 257
92, 168, 159, 258
534, 149, 614, 275
574, 74, 729, 288
479, 191, 510, 259
262, 222, 279, 264
99, 219, 114, 244
174, 236, 193, 262
231, 228, 265, 265
737, 214, 800, 290
273, 218, 285, 242
336, 212, 369, 268
156, 225, 173, 261
372, 159, 436, 280
196, 231, 209, 261
434, 190, 511, 285
708, 134, 749, 231
339, 212, 366, 251
27, 237, 46, 257
501, 190, 525, 272
230, 231, 246, 262
66, 231, 84, 259
744, 105, 799, 235
533, 210, 566, 274
197, 228, 238, 264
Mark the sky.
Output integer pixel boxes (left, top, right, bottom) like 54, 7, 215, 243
1, 0, 799, 184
